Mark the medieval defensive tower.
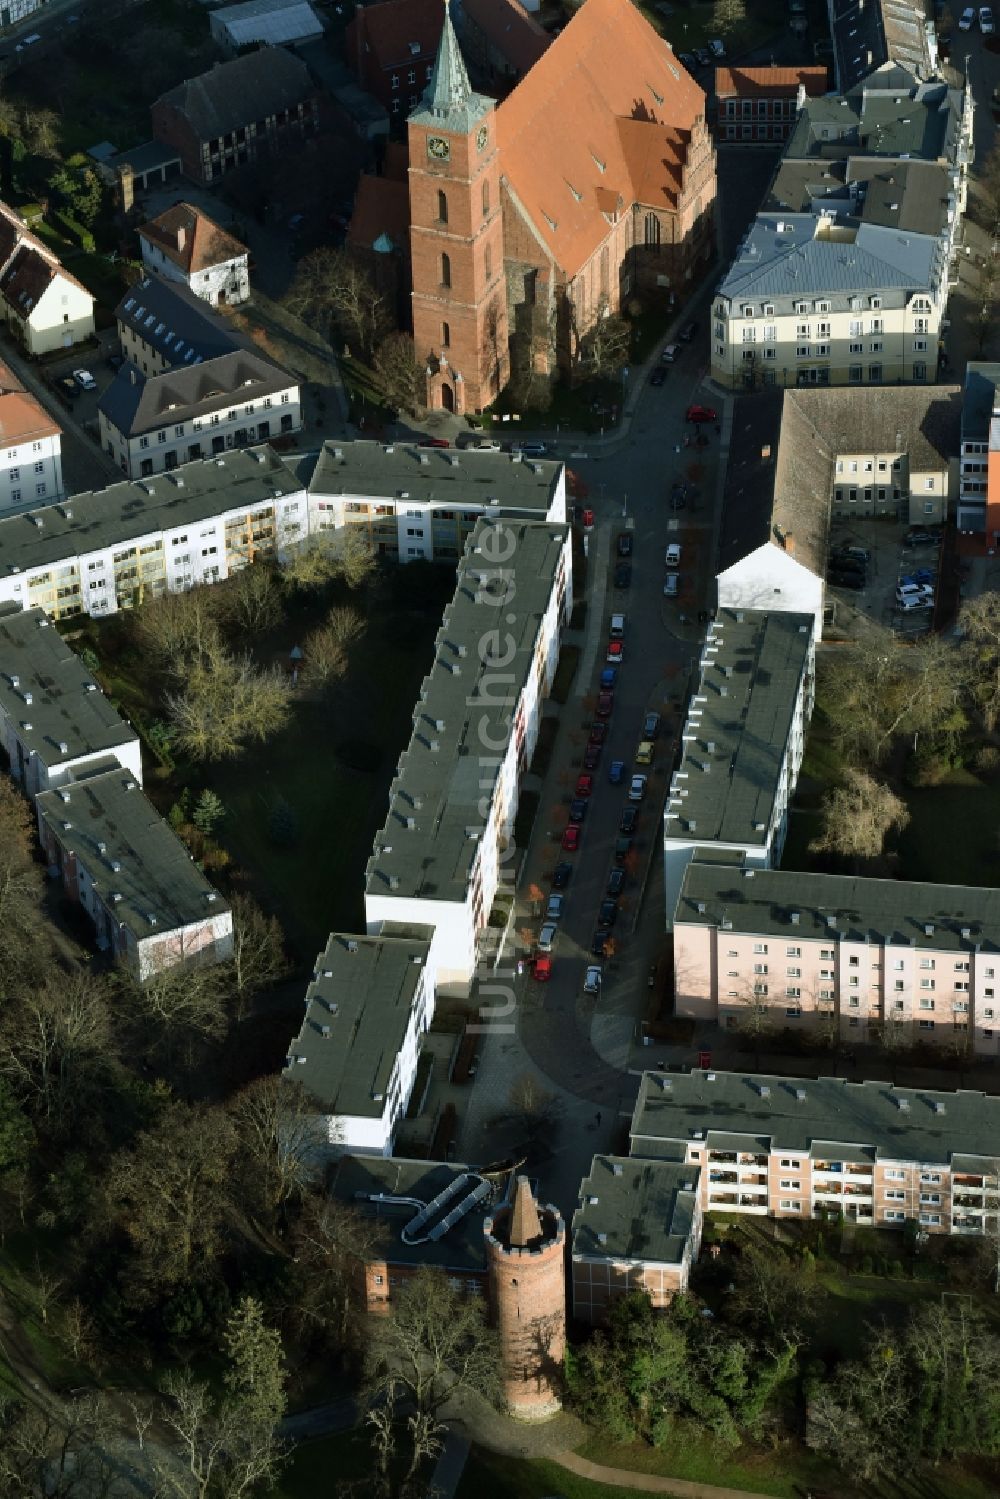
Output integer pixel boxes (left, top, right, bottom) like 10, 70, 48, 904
484, 1174, 566, 1419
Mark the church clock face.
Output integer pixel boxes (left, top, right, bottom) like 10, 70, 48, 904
427, 135, 450, 161
476, 124, 488, 151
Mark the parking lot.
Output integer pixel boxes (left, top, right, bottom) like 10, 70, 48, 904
824, 516, 951, 638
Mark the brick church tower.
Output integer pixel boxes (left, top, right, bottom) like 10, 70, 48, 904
407, 2, 509, 415
484, 1175, 566, 1420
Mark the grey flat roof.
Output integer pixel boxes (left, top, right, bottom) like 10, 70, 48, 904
310, 438, 563, 512
572, 1154, 700, 1266
787, 77, 959, 162
666, 608, 813, 849
284, 930, 433, 1117
678, 857, 1000, 955
99, 349, 294, 439
963, 362, 1000, 442
36, 763, 228, 938
331, 1155, 490, 1272
365, 518, 569, 902
631, 1068, 1000, 1169
718, 213, 939, 302
766, 156, 953, 238
109, 140, 183, 174
0, 606, 137, 765
115, 275, 251, 368
0, 447, 301, 578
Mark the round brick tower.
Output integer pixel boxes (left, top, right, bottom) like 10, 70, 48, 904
484, 1175, 566, 1420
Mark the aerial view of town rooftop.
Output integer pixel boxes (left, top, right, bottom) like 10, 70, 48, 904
3, 0, 1000, 1491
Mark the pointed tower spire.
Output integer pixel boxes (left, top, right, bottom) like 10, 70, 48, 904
508, 1175, 543, 1249
410, 0, 489, 132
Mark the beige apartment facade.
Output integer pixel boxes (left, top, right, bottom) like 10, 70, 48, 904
630, 1070, 1000, 1236
674, 858, 1000, 1057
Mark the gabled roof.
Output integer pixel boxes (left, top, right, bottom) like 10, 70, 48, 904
347, 0, 444, 70
714, 64, 829, 100
495, 0, 706, 279
458, 0, 549, 74
115, 275, 252, 367
0, 247, 60, 319
0, 357, 59, 446
98, 349, 295, 439
154, 48, 316, 140
138, 203, 247, 277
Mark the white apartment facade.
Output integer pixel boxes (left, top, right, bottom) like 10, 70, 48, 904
631, 1069, 1000, 1237
364, 519, 573, 991
663, 609, 815, 929
0, 371, 63, 511
674, 859, 1000, 1057
711, 216, 946, 391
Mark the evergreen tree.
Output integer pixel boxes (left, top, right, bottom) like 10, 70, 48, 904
192, 788, 225, 837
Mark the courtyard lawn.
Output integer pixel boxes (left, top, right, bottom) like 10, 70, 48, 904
897, 766, 1000, 890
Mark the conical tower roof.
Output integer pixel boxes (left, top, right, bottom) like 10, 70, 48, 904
409, 0, 490, 133
508, 1175, 543, 1248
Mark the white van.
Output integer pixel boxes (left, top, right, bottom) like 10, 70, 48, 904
898, 594, 931, 612
663, 573, 679, 598
609, 612, 626, 639
665, 542, 681, 568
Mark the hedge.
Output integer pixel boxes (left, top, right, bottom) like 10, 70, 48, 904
51, 211, 95, 253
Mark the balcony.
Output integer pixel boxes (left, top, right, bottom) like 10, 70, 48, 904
814, 1182, 843, 1197
710, 1152, 737, 1165
709, 1171, 737, 1185
738, 1172, 768, 1187
739, 1153, 768, 1167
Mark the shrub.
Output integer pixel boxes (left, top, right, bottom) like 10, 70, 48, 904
192, 788, 226, 837
860, 1254, 874, 1275
52, 210, 95, 253
78, 646, 100, 674
975, 743, 1000, 774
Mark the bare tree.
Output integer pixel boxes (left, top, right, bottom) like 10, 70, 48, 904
166, 648, 293, 762
228, 1076, 323, 1219
819, 631, 962, 766
301, 605, 365, 693
372, 331, 423, 414
284, 247, 392, 359
960, 591, 1000, 728
132, 586, 223, 674
227, 892, 287, 1017
0, 777, 50, 986
221, 563, 282, 637
810, 769, 909, 863
496, 1071, 560, 1145
280, 527, 376, 593
287, 1194, 381, 1346
116, 962, 229, 1068
576, 295, 630, 379
0, 1391, 132, 1499
0, 974, 114, 1128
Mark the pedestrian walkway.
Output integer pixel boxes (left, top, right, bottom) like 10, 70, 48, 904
554, 1450, 778, 1498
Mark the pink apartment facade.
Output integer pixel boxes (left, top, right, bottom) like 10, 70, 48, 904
674, 859, 1000, 1057
630, 1069, 1000, 1236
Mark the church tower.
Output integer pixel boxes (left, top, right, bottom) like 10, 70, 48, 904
484, 1175, 566, 1419
407, 3, 509, 415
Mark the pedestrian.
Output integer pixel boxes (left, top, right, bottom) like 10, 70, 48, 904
596, 1110, 602, 1126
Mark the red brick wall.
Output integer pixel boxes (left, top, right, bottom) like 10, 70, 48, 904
486, 1212, 567, 1417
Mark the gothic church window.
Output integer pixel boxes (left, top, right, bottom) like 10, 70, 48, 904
645, 213, 661, 247
441, 253, 451, 287
438, 190, 448, 224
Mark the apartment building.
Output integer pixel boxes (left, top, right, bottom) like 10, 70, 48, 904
571, 1155, 703, 1324
0, 449, 307, 622
714, 66, 829, 144
284, 929, 436, 1154
137, 204, 250, 307
329, 1155, 491, 1309
364, 518, 572, 991
630, 1068, 1000, 1237
36, 763, 233, 981
113, 276, 249, 378
958, 362, 1000, 536
100, 353, 301, 480
306, 438, 566, 560
0, 359, 62, 510
662, 607, 814, 928
674, 857, 1000, 1057
0, 605, 142, 797
828, 0, 937, 93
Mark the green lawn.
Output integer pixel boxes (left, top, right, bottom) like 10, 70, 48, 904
276, 1430, 384, 1498
455, 1448, 663, 1499
898, 766, 1000, 889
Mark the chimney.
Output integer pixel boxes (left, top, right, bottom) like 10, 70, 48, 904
175, 225, 186, 252
785, 533, 796, 555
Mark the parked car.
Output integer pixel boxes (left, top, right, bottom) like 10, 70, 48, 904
73, 368, 97, 391
708, 36, 726, 56
609, 758, 626, 785
599, 898, 619, 927
617, 531, 633, 557
597, 690, 614, 718
979, 2, 993, 27
418, 436, 450, 448
899, 573, 935, 590
614, 835, 633, 866
649, 367, 667, 387
583, 743, 601, 770
644, 711, 661, 739
905, 529, 940, 547
677, 50, 697, 70
591, 929, 610, 958
896, 582, 934, 602
898, 593, 933, 612
693, 45, 712, 65
582, 508, 595, 530
54, 375, 79, 401
589, 722, 608, 745
600, 667, 619, 689
679, 320, 698, 343
546, 893, 564, 921
614, 562, 632, 588
663, 574, 679, 598
512, 440, 547, 457
610, 612, 626, 638
532, 955, 553, 982
551, 862, 572, 889
575, 772, 594, 798
835, 544, 870, 564
660, 342, 681, 363
635, 739, 654, 766
830, 558, 866, 578
607, 640, 624, 664
569, 798, 588, 823
629, 774, 647, 802
685, 404, 717, 424
959, 5, 976, 26
561, 824, 580, 850
537, 922, 557, 954
665, 542, 681, 568
619, 805, 638, 834
583, 965, 602, 995
607, 867, 626, 897
826, 569, 865, 591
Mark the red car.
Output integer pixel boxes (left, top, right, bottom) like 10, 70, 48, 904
532, 955, 553, 982
597, 690, 614, 719
582, 508, 595, 530
575, 773, 594, 798
418, 436, 450, 448
562, 824, 581, 851
685, 405, 717, 424
607, 640, 624, 665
